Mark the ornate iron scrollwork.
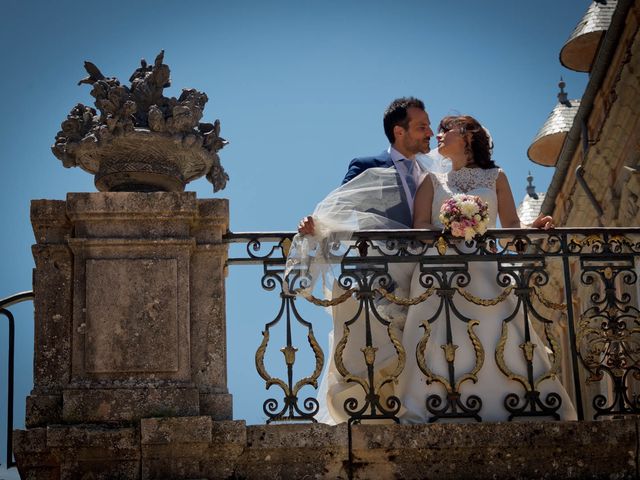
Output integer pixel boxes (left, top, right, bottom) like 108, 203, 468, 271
576, 258, 640, 418
254, 264, 325, 423
493, 263, 564, 420
333, 263, 406, 422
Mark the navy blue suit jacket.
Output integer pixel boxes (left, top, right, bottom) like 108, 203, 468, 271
340, 151, 412, 227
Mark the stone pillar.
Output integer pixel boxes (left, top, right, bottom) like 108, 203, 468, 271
27, 201, 73, 427
190, 200, 232, 419
15, 192, 232, 477
59, 192, 231, 422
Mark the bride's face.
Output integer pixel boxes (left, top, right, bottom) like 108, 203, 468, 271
437, 126, 468, 167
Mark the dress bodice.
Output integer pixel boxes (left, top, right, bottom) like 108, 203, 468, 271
429, 167, 501, 228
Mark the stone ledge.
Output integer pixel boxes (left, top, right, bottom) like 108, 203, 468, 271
47, 424, 138, 449
351, 420, 639, 479
141, 416, 214, 445
62, 387, 200, 423
65, 192, 198, 218
14, 418, 640, 479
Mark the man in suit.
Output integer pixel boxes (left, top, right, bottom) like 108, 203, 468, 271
295, 97, 434, 424
298, 97, 433, 233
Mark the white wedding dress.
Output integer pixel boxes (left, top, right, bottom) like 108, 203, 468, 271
397, 167, 578, 423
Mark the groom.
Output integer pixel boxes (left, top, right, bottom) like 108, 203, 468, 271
296, 97, 434, 424
298, 96, 433, 234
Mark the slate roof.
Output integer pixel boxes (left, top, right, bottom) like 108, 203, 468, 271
518, 192, 546, 226
565, 0, 617, 45
560, 0, 617, 71
530, 100, 581, 144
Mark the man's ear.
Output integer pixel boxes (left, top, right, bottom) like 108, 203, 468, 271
393, 124, 404, 141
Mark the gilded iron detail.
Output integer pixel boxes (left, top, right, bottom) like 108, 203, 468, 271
531, 286, 567, 311
442, 343, 458, 363
456, 285, 515, 306
361, 346, 378, 366
375, 286, 436, 306
520, 341, 537, 363
281, 345, 298, 366
436, 236, 448, 255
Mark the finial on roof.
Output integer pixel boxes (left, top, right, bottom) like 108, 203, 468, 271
557, 77, 572, 107
526, 171, 539, 199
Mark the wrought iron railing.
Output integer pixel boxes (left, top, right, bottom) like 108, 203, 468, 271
226, 227, 640, 424
0, 291, 33, 470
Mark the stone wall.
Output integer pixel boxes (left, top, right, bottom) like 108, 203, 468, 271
552, 3, 640, 228
536, 1, 640, 420
14, 418, 639, 479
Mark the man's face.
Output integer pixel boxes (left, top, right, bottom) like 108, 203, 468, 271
396, 107, 433, 156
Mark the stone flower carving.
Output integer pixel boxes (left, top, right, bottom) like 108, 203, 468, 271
52, 51, 228, 192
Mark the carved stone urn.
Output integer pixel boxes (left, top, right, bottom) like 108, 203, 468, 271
52, 51, 228, 192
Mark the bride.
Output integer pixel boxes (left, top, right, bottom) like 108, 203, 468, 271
397, 115, 577, 422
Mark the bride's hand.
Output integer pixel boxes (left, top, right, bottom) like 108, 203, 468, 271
531, 213, 554, 230
298, 215, 315, 235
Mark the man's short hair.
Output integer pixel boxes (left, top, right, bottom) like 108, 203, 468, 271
383, 97, 426, 144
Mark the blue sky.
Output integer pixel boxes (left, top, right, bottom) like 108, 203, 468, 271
0, 0, 591, 472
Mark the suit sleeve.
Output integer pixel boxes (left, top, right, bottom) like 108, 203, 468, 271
341, 158, 367, 185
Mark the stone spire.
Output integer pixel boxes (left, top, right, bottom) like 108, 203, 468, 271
517, 171, 545, 225
557, 77, 571, 107
526, 171, 539, 199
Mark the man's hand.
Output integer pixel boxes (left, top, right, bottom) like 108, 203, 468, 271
298, 215, 315, 235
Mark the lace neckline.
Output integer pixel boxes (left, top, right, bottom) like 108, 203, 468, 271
438, 167, 499, 193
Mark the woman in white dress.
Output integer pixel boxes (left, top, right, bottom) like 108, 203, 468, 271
398, 115, 578, 423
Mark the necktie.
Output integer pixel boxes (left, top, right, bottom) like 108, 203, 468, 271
403, 159, 417, 197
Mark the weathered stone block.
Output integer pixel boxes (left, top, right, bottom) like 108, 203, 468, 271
66, 192, 198, 239
84, 258, 179, 373
25, 394, 63, 428
350, 420, 638, 479
46, 424, 138, 450
236, 424, 347, 480
193, 198, 229, 243
31, 200, 72, 244
210, 419, 247, 445
62, 387, 200, 423
140, 416, 212, 445
199, 392, 233, 420
59, 460, 140, 480
69, 237, 194, 383
13, 428, 59, 479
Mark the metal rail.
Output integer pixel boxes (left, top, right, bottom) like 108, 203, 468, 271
1, 291, 34, 469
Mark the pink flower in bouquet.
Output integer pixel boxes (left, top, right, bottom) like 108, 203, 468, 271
439, 194, 489, 241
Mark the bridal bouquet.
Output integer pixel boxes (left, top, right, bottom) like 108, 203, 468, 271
439, 194, 490, 241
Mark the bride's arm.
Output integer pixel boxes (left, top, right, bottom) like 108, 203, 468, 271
497, 171, 554, 229
496, 170, 521, 228
413, 175, 437, 229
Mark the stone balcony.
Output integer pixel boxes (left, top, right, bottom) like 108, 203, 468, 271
7, 191, 640, 479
